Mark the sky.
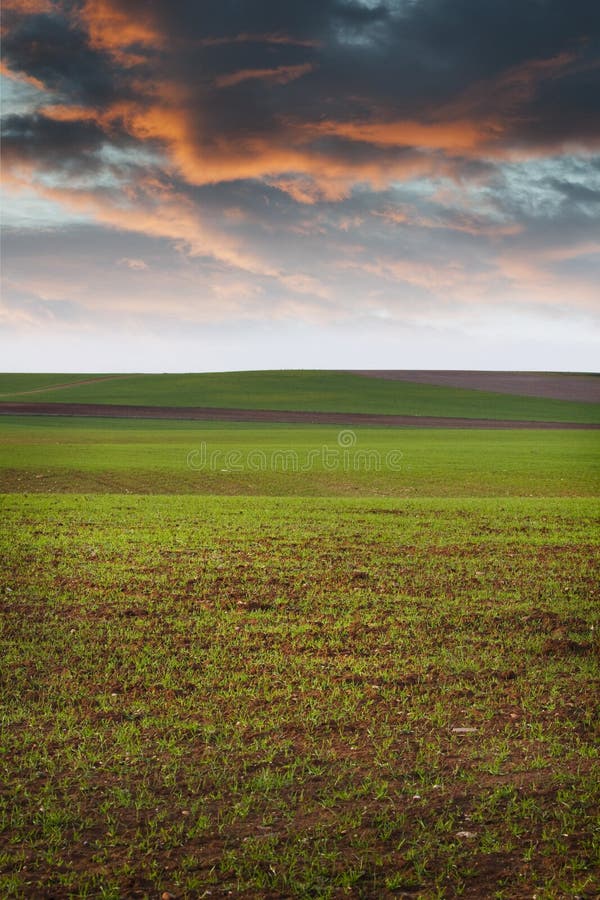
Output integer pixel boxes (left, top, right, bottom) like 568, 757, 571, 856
1, 0, 599, 373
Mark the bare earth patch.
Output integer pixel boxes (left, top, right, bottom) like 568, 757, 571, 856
350, 370, 600, 403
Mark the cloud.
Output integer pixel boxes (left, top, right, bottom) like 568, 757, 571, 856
373, 205, 522, 238
1, 10, 121, 104
198, 32, 321, 49
1, 0, 53, 12
2, 111, 109, 174
215, 63, 314, 89
308, 117, 496, 153
77, 0, 166, 57
4, 2, 599, 193
0, 58, 46, 91
1, 0, 599, 361
119, 257, 148, 270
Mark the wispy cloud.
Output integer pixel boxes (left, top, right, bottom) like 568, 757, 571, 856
119, 257, 148, 270
215, 63, 314, 89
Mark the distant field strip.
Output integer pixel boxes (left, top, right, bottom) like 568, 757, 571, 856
1, 371, 599, 423
1, 400, 600, 429
1, 416, 598, 496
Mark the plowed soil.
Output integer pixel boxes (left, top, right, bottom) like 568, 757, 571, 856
351, 370, 600, 402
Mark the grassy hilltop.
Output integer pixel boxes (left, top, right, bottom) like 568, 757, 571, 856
1, 370, 600, 423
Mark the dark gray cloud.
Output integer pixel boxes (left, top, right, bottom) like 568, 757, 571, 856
2, 11, 122, 104
3, 0, 600, 170
547, 178, 600, 206
2, 112, 107, 172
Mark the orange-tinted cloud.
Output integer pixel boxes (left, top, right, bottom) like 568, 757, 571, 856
542, 241, 600, 262
374, 206, 522, 238
440, 51, 578, 120
494, 247, 600, 311
0, 58, 46, 91
40, 104, 100, 122
433, 51, 600, 157
1, 0, 53, 11
340, 257, 490, 301
36, 75, 585, 210
3, 165, 337, 303
2, 166, 270, 272
5, 0, 599, 206
75, 0, 165, 65
36, 96, 442, 196
308, 117, 500, 153
215, 63, 314, 89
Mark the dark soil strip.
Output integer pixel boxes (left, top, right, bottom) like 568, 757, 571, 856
1, 401, 598, 429
350, 370, 600, 402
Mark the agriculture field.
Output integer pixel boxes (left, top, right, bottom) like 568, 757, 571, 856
1, 392, 598, 898
1, 371, 600, 423
0, 416, 599, 496
1, 494, 598, 898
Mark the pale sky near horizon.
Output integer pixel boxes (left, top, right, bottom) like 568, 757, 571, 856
1, 0, 599, 373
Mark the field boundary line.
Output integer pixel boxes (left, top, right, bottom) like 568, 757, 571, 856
1, 401, 599, 429
0, 374, 139, 398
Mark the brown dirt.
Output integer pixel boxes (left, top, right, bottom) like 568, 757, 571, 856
350, 370, 600, 402
0, 400, 599, 428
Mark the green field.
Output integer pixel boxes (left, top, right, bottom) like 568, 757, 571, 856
1, 371, 599, 423
0, 416, 599, 496
1, 397, 599, 898
1, 494, 598, 898
0, 374, 119, 394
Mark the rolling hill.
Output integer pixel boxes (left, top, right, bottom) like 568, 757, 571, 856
0, 370, 599, 424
